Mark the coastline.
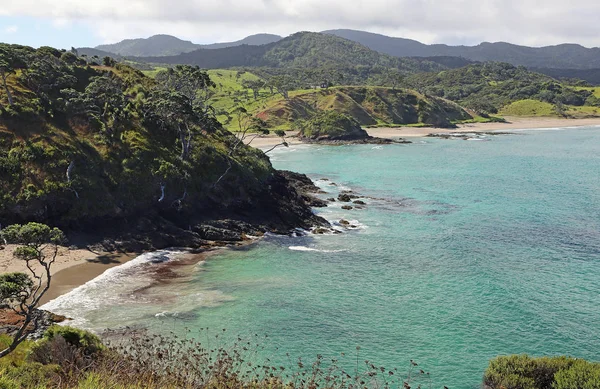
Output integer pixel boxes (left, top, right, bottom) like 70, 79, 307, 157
4, 116, 600, 309
249, 116, 600, 149
0, 244, 138, 306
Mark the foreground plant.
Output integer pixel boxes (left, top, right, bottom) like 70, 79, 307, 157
0, 222, 65, 358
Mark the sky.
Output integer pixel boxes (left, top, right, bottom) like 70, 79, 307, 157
0, 0, 599, 49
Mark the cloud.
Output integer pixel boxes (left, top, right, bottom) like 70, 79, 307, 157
1, 0, 599, 47
4, 25, 18, 34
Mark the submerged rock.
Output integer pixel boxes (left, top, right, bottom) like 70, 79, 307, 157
341, 205, 353, 210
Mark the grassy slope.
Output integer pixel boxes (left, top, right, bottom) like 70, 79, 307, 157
499, 99, 557, 116
501, 98, 600, 117
574, 86, 600, 97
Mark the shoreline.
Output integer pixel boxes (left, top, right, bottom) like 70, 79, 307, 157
0, 244, 139, 306
249, 116, 600, 149
4, 116, 600, 310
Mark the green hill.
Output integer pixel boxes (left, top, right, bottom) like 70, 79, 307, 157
210, 85, 473, 130
0, 43, 323, 240
404, 62, 600, 116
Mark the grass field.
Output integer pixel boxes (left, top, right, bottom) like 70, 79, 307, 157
499, 99, 557, 117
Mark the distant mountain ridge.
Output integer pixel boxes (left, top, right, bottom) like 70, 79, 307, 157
323, 29, 600, 70
94, 33, 282, 57
133, 32, 445, 74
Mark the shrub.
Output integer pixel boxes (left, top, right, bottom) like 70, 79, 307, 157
484, 355, 580, 389
554, 359, 600, 389
42, 326, 104, 356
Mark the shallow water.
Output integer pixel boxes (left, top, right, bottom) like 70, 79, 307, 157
43, 127, 600, 388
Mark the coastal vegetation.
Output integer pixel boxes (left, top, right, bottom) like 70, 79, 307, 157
403, 62, 598, 116
0, 43, 326, 250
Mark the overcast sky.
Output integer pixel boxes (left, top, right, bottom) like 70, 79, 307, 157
0, 0, 599, 49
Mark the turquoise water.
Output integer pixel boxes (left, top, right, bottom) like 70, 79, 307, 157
44, 128, 600, 388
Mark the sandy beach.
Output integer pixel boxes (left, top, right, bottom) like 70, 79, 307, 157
249, 116, 600, 149
0, 244, 137, 305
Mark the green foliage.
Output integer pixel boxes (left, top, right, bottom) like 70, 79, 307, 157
405, 62, 594, 115
0, 273, 33, 303
484, 355, 600, 389
36, 326, 104, 356
296, 111, 366, 140
0, 222, 65, 247
554, 360, 600, 389
0, 44, 277, 226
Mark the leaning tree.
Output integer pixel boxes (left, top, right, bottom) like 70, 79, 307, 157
0, 222, 66, 358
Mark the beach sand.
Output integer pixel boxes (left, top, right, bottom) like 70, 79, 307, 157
0, 244, 137, 305
249, 117, 600, 149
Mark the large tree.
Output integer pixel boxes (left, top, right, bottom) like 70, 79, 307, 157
0, 44, 29, 107
0, 223, 66, 358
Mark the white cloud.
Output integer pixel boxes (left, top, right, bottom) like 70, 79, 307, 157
4, 25, 18, 34
1, 0, 600, 47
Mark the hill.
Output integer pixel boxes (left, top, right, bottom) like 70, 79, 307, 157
324, 29, 600, 70
0, 43, 325, 246
135, 32, 445, 74
534, 68, 600, 86
200, 33, 282, 49
207, 83, 474, 131
95, 34, 200, 57
93, 33, 282, 57
404, 62, 600, 115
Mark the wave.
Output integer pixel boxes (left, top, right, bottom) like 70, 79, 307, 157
288, 246, 345, 253
40, 249, 186, 327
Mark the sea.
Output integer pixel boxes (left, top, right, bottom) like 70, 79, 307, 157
42, 127, 600, 388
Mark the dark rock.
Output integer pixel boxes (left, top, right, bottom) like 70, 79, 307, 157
192, 225, 243, 242
327, 198, 336, 202
339, 219, 350, 226
353, 200, 366, 205
341, 205, 353, 210
312, 227, 329, 235
338, 194, 352, 202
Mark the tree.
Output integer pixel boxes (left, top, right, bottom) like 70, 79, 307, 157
242, 79, 264, 100
152, 66, 217, 160
0, 45, 22, 106
270, 75, 294, 100
0, 223, 66, 358
102, 56, 117, 67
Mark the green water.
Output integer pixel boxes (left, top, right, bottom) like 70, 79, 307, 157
44, 128, 600, 388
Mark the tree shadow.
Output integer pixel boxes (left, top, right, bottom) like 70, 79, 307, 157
85, 253, 123, 265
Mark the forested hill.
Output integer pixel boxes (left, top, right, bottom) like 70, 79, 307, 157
94, 34, 283, 57
0, 43, 324, 244
324, 29, 600, 70
404, 62, 600, 114
135, 32, 445, 74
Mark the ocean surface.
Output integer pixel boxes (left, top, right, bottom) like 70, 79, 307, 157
43, 127, 600, 388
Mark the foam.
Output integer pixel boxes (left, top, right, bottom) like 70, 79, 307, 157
288, 246, 345, 253
40, 249, 186, 325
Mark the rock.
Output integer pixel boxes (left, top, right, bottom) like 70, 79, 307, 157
327, 198, 336, 202
339, 219, 350, 226
312, 227, 329, 235
338, 194, 352, 202
353, 200, 366, 205
192, 225, 243, 242
303, 195, 328, 208
341, 205, 353, 210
